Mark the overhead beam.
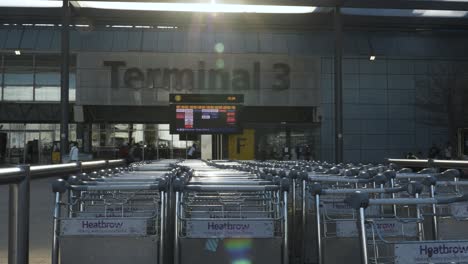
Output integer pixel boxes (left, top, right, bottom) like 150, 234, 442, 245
3, 4, 468, 31
74, 0, 468, 11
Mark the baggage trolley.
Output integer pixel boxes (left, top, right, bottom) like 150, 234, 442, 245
51, 166, 171, 264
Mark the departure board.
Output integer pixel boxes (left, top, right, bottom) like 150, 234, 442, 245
171, 104, 240, 134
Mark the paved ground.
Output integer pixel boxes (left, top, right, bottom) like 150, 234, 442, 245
0, 177, 58, 264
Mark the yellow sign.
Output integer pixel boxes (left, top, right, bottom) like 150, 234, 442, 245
52, 152, 60, 164
228, 129, 255, 160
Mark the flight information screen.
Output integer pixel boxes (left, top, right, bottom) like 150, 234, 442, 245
171, 104, 240, 134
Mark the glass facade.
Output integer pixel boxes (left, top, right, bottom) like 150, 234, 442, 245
0, 54, 76, 102
255, 125, 321, 160
91, 124, 196, 160
0, 123, 77, 164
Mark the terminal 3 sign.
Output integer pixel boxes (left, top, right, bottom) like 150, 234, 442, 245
103, 60, 290, 92
77, 53, 320, 106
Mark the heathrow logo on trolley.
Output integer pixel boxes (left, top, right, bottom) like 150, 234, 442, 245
207, 222, 250, 231
395, 242, 468, 264
450, 202, 468, 218
336, 219, 417, 238
186, 220, 274, 238
60, 219, 148, 236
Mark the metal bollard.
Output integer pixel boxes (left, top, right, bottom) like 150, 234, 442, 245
8, 165, 30, 264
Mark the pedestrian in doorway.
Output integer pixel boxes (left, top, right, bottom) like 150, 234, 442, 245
406, 152, 418, 159
188, 144, 197, 159
304, 145, 312, 161
428, 143, 441, 159
69, 142, 79, 162
443, 142, 453, 160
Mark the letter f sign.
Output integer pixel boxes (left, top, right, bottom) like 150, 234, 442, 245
237, 138, 246, 154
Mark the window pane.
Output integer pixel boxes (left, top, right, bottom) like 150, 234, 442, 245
35, 55, 61, 67
35, 86, 60, 101
25, 124, 40, 130
36, 72, 60, 85
69, 73, 76, 88
69, 73, 76, 101
4, 71, 33, 101
4, 55, 33, 67
5, 72, 33, 85
4, 86, 33, 101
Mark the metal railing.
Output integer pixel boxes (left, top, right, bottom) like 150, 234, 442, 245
0, 159, 126, 264
388, 158, 468, 169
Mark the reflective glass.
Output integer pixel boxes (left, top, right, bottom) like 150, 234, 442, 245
4, 71, 34, 101
34, 71, 76, 101
69, 73, 76, 101
35, 86, 60, 101
4, 86, 33, 101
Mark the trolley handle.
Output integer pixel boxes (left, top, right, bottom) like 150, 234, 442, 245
436, 194, 468, 204
70, 184, 160, 191
308, 176, 371, 184
320, 186, 406, 195
345, 192, 468, 209
183, 185, 281, 192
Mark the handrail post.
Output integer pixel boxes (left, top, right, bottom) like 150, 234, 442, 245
8, 164, 30, 264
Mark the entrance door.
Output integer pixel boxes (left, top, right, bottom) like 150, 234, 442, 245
255, 124, 320, 161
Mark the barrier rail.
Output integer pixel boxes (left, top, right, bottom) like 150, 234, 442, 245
388, 158, 468, 169
0, 159, 126, 264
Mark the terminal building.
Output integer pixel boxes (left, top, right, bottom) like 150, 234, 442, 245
4, 2, 468, 264
1, 1, 468, 164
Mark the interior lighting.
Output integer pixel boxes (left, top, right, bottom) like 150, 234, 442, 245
412, 9, 468, 17
1, 0, 62, 8
77, 1, 317, 14
369, 55, 376, 61
14, 50, 21, 55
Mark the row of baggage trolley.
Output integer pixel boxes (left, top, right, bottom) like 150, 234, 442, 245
51, 159, 468, 264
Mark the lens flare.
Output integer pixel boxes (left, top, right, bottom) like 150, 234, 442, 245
216, 58, 225, 69
215, 42, 225, 53
224, 238, 253, 262
225, 238, 252, 251
232, 259, 252, 264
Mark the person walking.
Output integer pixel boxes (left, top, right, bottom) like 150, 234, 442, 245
187, 144, 197, 159
69, 142, 79, 162
428, 143, 441, 159
443, 142, 453, 160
